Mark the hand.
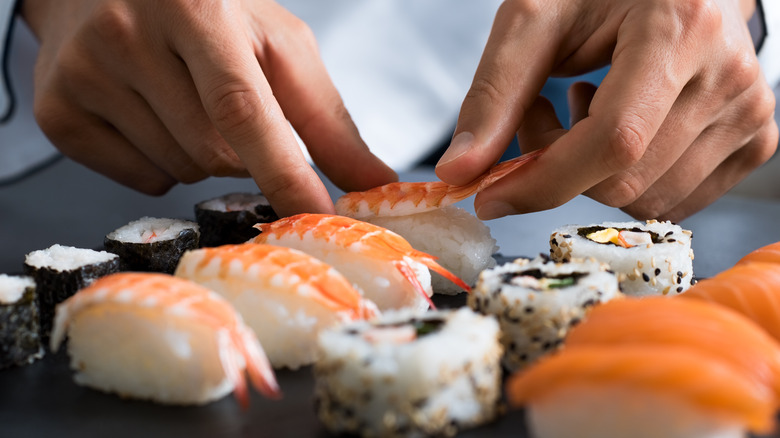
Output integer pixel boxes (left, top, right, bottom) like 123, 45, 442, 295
435, 0, 778, 222
21, 0, 397, 216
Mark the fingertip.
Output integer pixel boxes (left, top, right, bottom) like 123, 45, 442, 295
434, 132, 491, 185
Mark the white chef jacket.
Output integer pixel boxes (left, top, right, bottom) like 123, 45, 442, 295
1, 0, 779, 190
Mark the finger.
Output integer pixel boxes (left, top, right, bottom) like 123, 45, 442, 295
130, 56, 251, 179
171, 9, 334, 216
435, 2, 561, 186
82, 82, 211, 184
516, 96, 566, 152
34, 99, 175, 194
472, 12, 698, 220
259, 12, 397, 191
567, 81, 597, 127
655, 120, 779, 222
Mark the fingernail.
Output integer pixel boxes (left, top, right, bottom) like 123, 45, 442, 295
436, 132, 474, 168
476, 201, 517, 220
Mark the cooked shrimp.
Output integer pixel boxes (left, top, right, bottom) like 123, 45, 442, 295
252, 214, 470, 311
175, 243, 380, 369
335, 148, 545, 219
51, 272, 280, 407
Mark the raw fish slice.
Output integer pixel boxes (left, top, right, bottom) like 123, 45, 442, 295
566, 296, 780, 399
335, 148, 545, 218
506, 346, 776, 436
737, 241, 780, 266
51, 272, 279, 407
682, 262, 780, 341
252, 214, 469, 311
175, 244, 379, 368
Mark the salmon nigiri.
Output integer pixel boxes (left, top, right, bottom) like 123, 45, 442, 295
251, 214, 470, 311
175, 243, 379, 369
682, 262, 780, 341
51, 272, 279, 407
565, 296, 780, 399
506, 346, 776, 438
737, 241, 780, 266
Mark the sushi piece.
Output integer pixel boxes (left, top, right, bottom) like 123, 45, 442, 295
565, 296, 780, 398
737, 241, 780, 266
175, 243, 379, 369
351, 207, 498, 296
50, 272, 279, 406
0, 275, 44, 368
24, 244, 120, 340
195, 192, 279, 247
251, 214, 469, 312
468, 255, 621, 370
549, 220, 694, 296
334, 151, 545, 295
682, 262, 780, 342
506, 346, 776, 438
313, 307, 503, 437
104, 216, 200, 274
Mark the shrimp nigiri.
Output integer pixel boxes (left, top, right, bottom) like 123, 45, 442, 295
175, 243, 379, 369
506, 346, 776, 438
251, 214, 470, 311
682, 262, 780, 342
565, 296, 780, 399
51, 272, 279, 407
333, 149, 544, 296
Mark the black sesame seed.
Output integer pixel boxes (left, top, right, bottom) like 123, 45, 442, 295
519, 353, 528, 361
582, 298, 596, 308
531, 336, 541, 343
569, 318, 582, 327
677, 271, 683, 278
665, 231, 674, 237
524, 306, 534, 314
562, 234, 571, 239
509, 341, 517, 352
642, 273, 650, 282
542, 342, 552, 350
677, 277, 682, 284
667, 238, 676, 243
654, 268, 661, 276
676, 286, 683, 293
551, 238, 558, 246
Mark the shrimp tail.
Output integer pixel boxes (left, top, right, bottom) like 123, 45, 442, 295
447, 147, 546, 201
395, 261, 437, 310
422, 258, 471, 293
218, 330, 251, 410
236, 329, 282, 400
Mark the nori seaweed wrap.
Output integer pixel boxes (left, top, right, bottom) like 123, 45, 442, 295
0, 274, 44, 369
195, 192, 278, 247
104, 217, 200, 274
23, 245, 120, 342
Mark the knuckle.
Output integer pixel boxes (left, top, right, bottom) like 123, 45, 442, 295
745, 123, 780, 169
677, 0, 721, 36
33, 95, 73, 143
467, 72, 510, 109
88, 1, 139, 54
721, 49, 761, 93
259, 166, 313, 203
206, 84, 267, 133
590, 175, 645, 209
604, 120, 648, 171
500, 0, 543, 18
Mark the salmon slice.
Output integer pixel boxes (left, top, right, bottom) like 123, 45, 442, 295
737, 241, 780, 266
682, 262, 780, 342
506, 346, 776, 434
565, 296, 780, 399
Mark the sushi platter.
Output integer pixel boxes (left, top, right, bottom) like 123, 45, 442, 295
4, 158, 780, 437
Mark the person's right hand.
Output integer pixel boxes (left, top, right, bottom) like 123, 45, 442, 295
21, 0, 397, 216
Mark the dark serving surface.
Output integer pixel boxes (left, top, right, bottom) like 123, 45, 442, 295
3, 159, 780, 437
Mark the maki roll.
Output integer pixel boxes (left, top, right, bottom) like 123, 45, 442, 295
469, 255, 621, 371
195, 192, 278, 247
24, 244, 120, 340
313, 307, 502, 438
0, 274, 44, 368
104, 216, 200, 274
549, 220, 694, 296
